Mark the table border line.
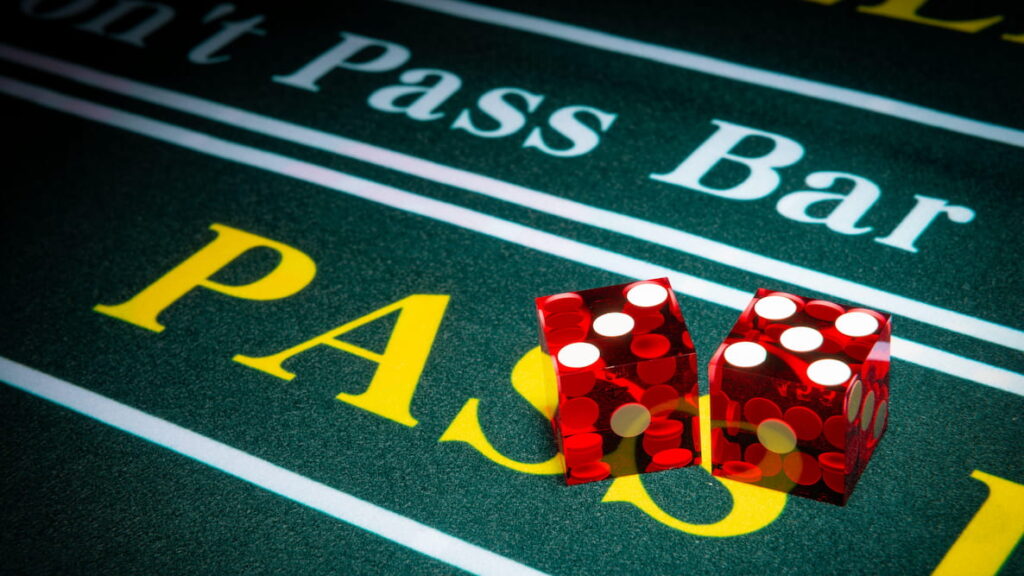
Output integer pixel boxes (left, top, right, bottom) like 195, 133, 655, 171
391, 0, 1024, 148
0, 73, 1020, 397
0, 357, 551, 576
1, 43, 1020, 355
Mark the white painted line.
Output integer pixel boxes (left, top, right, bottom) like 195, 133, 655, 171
391, 0, 1024, 149
890, 339, 1024, 398
1, 44, 1020, 355
0, 356, 550, 576
0, 75, 1021, 397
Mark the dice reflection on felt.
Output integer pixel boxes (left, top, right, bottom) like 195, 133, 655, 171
708, 288, 892, 505
536, 278, 701, 485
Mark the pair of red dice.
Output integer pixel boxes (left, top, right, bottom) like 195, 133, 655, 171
535, 278, 891, 505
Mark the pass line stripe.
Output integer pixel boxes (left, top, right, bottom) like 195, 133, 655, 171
1, 75, 1021, 398
392, 0, 1024, 149
1, 45, 1020, 356
0, 356, 551, 576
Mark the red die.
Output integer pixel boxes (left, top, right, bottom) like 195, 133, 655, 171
536, 278, 700, 485
708, 288, 892, 505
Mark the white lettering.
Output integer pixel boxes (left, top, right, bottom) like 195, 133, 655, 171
20, 0, 95, 19
523, 105, 616, 158
367, 68, 462, 121
273, 32, 411, 92
451, 87, 543, 139
75, 0, 175, 47
776, 171, 880, 234
188, 7, 265, 65
875, 194, 975, 252
650, 120, 804, 200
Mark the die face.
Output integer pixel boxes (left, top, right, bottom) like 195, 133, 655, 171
710, 365, 849, 503
557, 363, 700, 485
554, 356, 699, 433
536, 278, 700, 485
848, 323, 891, 482
537, 278, 696, 367
709, 289, 892, 505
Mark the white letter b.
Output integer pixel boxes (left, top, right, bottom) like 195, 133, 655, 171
650, 120, 804, 201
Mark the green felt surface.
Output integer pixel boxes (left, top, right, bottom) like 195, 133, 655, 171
1, 1, 1022, 575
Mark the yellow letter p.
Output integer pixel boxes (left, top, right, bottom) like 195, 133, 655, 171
94, 223, 316, 332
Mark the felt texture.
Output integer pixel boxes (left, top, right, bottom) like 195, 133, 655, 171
1, 1, 1021, 574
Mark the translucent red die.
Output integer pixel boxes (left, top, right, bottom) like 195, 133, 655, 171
536, 278, 700, 485
708, 288, 891, 505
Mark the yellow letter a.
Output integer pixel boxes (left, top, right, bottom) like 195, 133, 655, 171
234, 295, 449, 427
94, 223, 316, 332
